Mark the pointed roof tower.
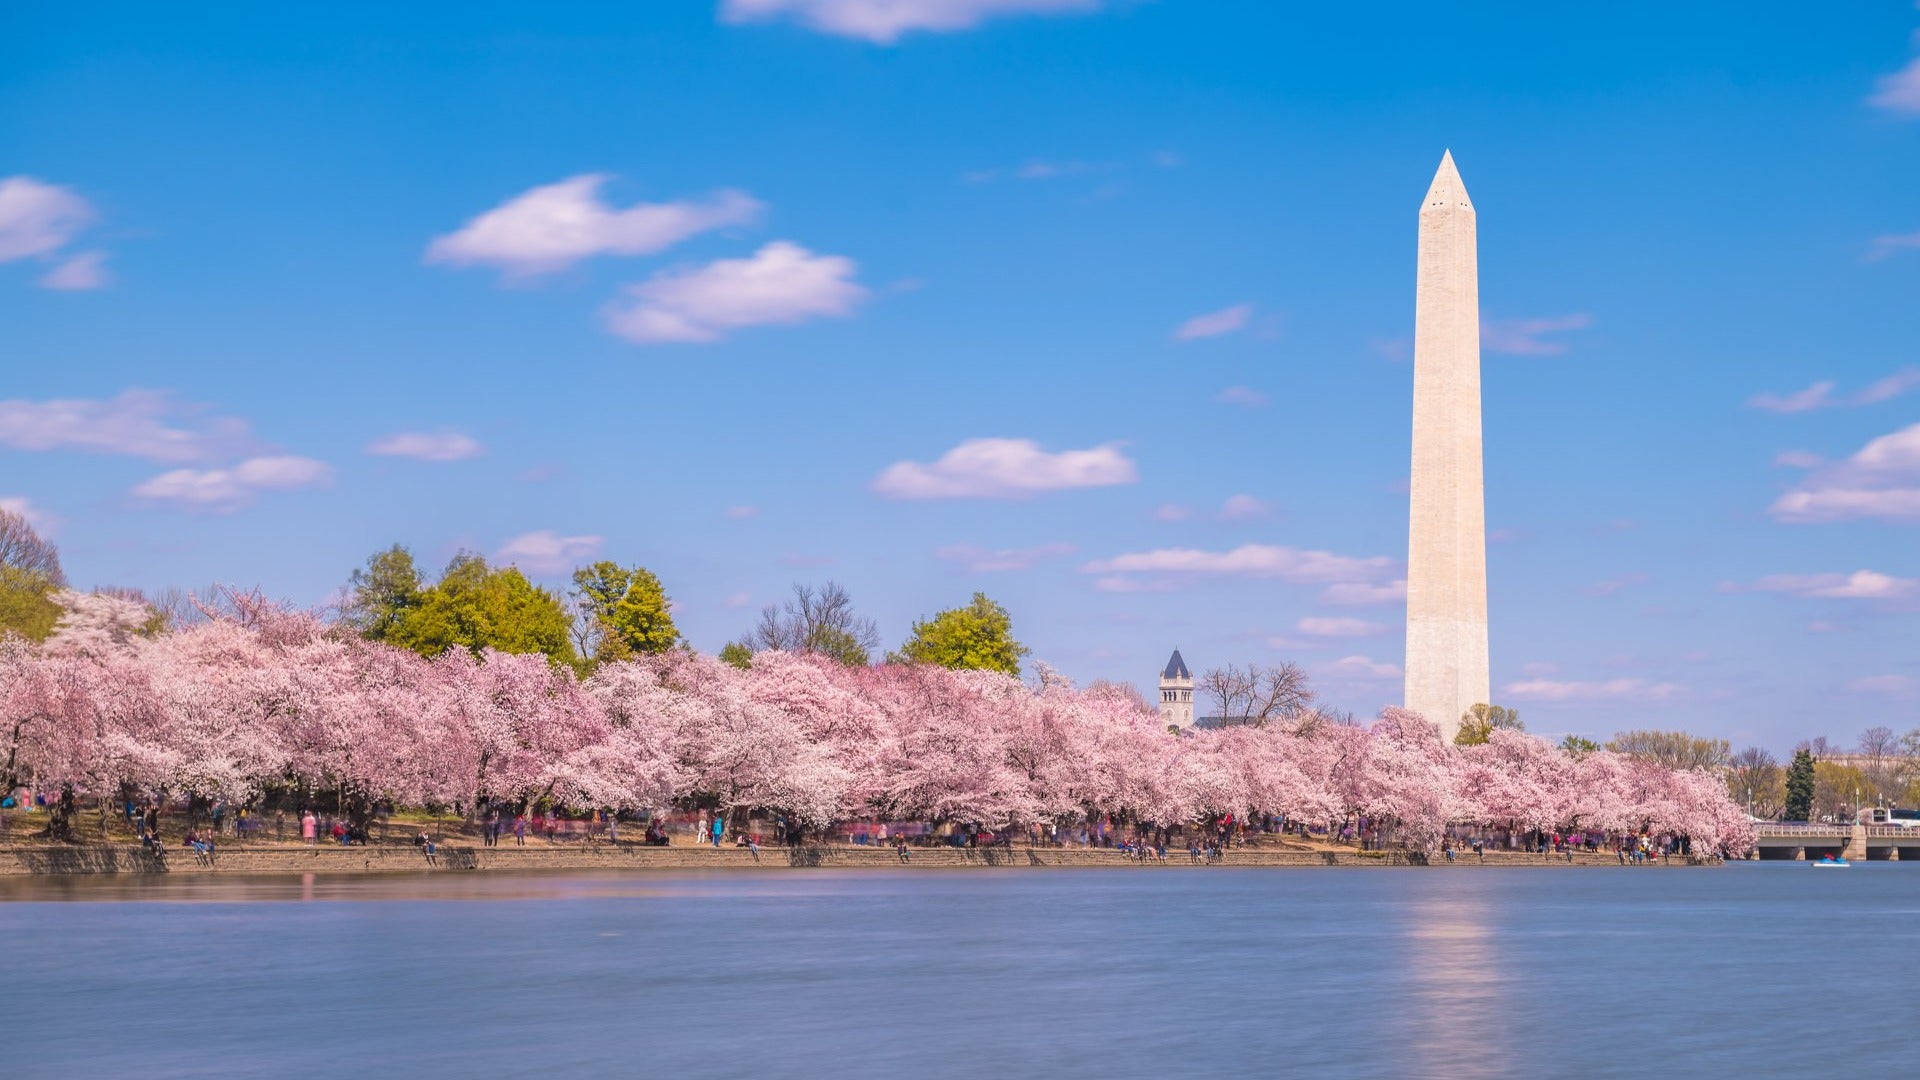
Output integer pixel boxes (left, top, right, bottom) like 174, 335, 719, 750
1162, 649, 1190, 680
1421, 149, 1473, 213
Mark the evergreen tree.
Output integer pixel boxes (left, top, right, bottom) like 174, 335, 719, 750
1783, 748, 1816, 822
1558, 734, 1599, 756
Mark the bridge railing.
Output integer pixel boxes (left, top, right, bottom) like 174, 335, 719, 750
1752, 822, 1850, 837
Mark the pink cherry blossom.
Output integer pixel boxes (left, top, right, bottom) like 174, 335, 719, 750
0, 594, 1756, 856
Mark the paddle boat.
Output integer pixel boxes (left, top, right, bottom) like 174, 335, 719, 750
1812, 854, 1851, 868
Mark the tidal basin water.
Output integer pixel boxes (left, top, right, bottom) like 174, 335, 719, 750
4, 864, 1916, 1078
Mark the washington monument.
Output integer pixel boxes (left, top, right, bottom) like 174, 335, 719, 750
1404, 151, 1489, 744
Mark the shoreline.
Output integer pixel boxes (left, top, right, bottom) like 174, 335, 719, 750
0, 842, 1723, 876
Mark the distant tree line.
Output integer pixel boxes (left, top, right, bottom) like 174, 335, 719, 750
331, 543, 1034, 680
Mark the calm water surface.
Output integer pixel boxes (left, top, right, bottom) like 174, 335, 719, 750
3, 863, 1916, 1078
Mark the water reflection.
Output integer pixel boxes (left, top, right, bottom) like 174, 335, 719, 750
1401, 883, 1510, 1079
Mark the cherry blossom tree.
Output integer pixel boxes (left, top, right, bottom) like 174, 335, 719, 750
0, 591, 1756, 856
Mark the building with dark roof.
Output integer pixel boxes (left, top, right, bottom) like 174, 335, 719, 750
1158, 648, 1194, 730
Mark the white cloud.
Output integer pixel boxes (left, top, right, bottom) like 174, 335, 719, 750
719, 0, 1100, 44
1772, 488, 1920, 522
232, 456, 332, 489
1735, 570, 1918, 600
0, 496, 58, 534
1857, 368, 1920, 404
1297, 616, 1386, 638
0, 176, 95, 263
1217, 494, 1272, 522
426, 175, 762, 279
724, 505, 760, 519
1521, 661, 1559, 676
1325, 655, 1402, 680
1748, 381, 1834, 414
493, 530, 605, 575
1214, 385, 1269, 407
1173, 303, 1252, 341
604, 241, 867, 344
1868, 54, 1920, 114
38, 250, 109, 291
1771, 422, 1920, 523
1480, 313, 1591, 356
1092, 575, 1175, 593
1501, 678, 1684, 703
1082, 543, 1393, 584
724, 591, 753, 608
1151, 502, 1193, 522
1319, 579, 1407, 606
366, 431, 484, 462
934, 542, 1076, 572
1587, 572, 1649, 596
1749, 368, 1920, 412
0, 389, 252, 462
133, 455, 333, 512
873, 437, 1136, 499
963, 159, 1113, 184
1848, 674, 1916, 697
1869, 230, 1920, 261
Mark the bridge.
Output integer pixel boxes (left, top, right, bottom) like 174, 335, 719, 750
1752, 822, 1920, 861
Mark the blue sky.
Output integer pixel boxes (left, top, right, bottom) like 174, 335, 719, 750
4, 1, 1919, 751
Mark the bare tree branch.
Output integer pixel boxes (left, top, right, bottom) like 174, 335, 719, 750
1199, 661, 1316, 727
0, 508, 64, 587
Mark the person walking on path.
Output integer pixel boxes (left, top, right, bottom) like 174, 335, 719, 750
711, 812, 725, 848
696, 811, 709, 846
301, 811, 317, 845
513, 813, 527, 846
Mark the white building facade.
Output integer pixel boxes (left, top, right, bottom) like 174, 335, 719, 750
1158, 649, 1194, 731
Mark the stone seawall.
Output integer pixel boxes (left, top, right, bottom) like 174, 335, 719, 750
0, 842, 1722, 876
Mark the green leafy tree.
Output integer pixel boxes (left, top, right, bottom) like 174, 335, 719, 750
1558, 734, 1599, 756
381, 552, 576, 664
894, 592, 1030, 677
0, 508, 65, 642
344, 544, 422, 642
570, 560, 679, 663
1812, 760, 1875, 822
1454, 703, 1523, 746
0, 568, 62, 641
717, 641, 754, 669
1783, 748, 1816, 822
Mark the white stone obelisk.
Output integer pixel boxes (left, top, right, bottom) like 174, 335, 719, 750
1404, 150, 1489, 744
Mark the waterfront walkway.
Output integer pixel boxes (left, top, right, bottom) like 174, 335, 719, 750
0, 839, 1721, 876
